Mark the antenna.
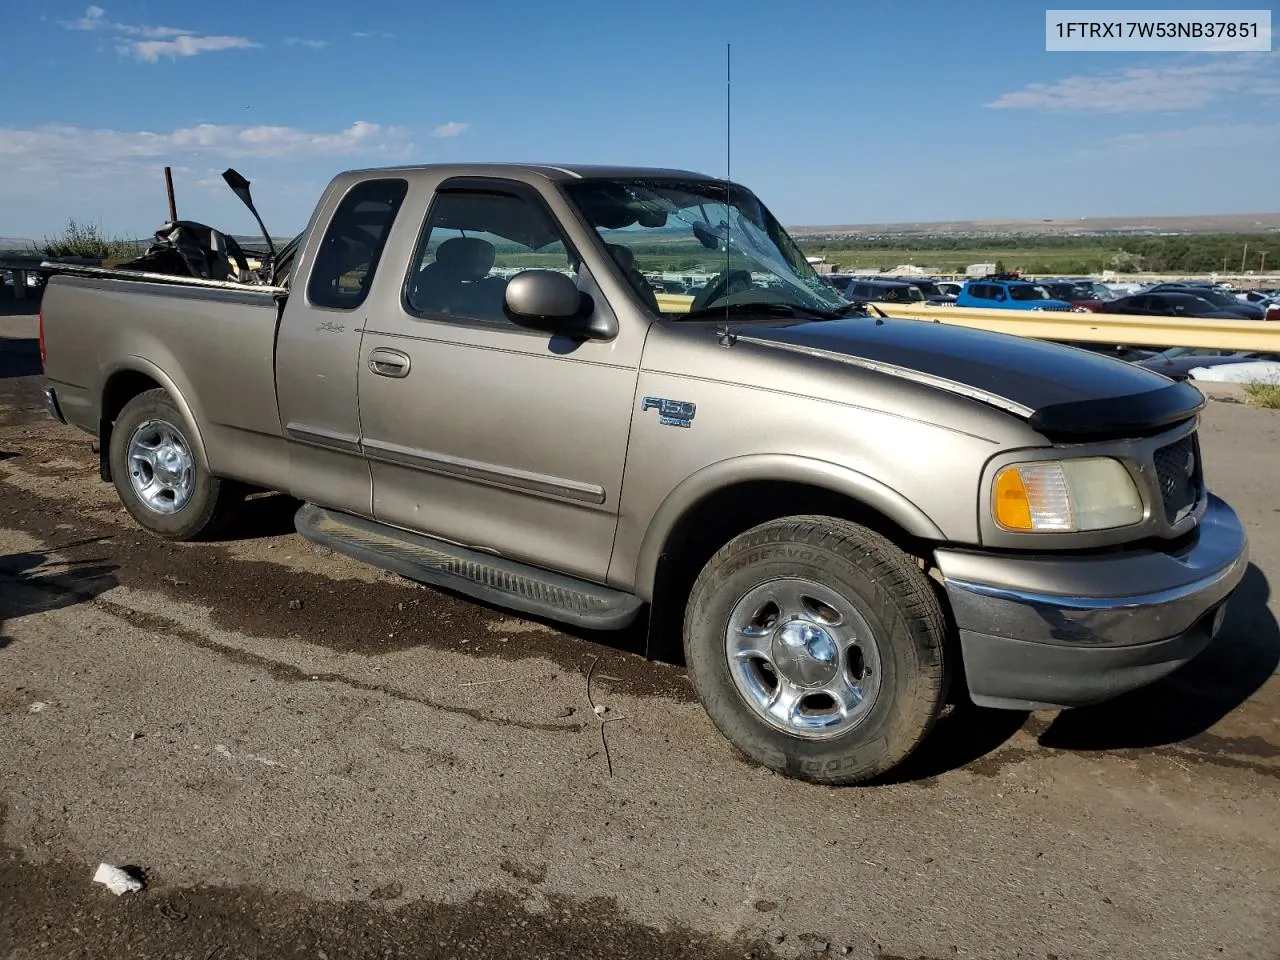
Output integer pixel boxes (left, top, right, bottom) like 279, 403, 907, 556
724, 41, 731, 326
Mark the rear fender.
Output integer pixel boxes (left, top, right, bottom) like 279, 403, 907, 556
97, 357, 209, 482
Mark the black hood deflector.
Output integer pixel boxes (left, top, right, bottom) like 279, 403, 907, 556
1028, 381, 1204, 442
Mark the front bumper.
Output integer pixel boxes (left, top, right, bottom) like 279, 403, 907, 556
936, 494, 1248, 710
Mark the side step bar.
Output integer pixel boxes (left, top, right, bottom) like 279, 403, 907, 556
294, 504, 644, 630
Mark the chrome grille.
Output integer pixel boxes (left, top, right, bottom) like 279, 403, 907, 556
1153, 435, 1201, 525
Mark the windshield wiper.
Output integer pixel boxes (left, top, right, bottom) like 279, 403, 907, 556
678, 302, 840, 322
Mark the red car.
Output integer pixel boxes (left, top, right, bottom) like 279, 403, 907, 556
1039, 281, 1106, 312
1266, 303, 1280, 322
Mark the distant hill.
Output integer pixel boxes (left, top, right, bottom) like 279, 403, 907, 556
0, 238, 36, 252
790, 212, 1280, 239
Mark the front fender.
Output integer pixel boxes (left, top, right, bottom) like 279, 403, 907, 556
629, 453, 946, 598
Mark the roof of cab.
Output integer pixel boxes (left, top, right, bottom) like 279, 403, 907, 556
335, 162, 717, 183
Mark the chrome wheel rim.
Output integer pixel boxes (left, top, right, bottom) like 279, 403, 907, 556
126, 418, 195, 514
725, 577, 882, 740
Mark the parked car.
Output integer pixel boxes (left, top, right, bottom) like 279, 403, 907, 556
820, 273, 855, 295
1136, 348, 1279, 380
1036, 281, 1105, 312
1146, 283, 1264, 320
38, 162, 1247, 786
1186, 359, 1280, 382
1100, 292, 1249, 320
878, 276, 957, 304
1076, 280, 1117, 300
1237, 290, 1278, 305
841, 278, 926, 304
956, 277, 1073, 311
1104, 282, 1146, 297
935, 281, 963, 297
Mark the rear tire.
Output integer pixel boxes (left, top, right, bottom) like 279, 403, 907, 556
683, 515, 949, 785
108, 388, 242, 541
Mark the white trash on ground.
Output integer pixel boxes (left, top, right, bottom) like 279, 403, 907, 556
93, 863, 144, 895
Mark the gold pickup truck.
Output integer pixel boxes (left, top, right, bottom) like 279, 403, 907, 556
38, 164, 1247, 784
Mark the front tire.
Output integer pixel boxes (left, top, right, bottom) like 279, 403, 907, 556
683, 516, 949, 785
108, 388, 242, 541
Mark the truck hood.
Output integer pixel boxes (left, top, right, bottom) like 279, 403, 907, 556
736, 316, 1204, 442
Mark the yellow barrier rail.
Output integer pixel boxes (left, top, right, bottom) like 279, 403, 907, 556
868, 303, 1280, 352
655, 293, 695, 312
653, 293, 1278, 351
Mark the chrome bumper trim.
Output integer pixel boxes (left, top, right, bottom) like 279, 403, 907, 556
939, 495, 1248, 648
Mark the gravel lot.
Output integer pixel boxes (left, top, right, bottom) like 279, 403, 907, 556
1, 294, 1277, 960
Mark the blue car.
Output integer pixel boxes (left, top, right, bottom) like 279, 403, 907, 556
957, 277, 1073, 311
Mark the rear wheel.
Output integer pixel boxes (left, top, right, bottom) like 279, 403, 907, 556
683, 516, 949, 785
108, 389, 242, 541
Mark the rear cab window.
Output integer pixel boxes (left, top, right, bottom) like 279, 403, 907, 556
306, 178, 409, 310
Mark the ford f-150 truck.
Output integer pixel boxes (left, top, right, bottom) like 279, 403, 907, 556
38, 163, 1248, 785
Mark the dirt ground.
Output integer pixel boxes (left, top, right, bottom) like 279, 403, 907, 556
1, 291, 1277, 960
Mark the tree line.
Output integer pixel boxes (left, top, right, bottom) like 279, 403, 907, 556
796, 233, 1275, 274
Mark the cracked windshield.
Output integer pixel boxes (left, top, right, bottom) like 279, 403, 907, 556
566, 179, 847, 318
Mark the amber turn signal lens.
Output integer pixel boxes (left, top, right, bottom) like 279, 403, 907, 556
993, 466, 1034, 531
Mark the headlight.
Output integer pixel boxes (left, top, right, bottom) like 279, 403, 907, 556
992, 458, 1143, 532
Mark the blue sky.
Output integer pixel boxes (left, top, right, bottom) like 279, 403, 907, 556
0, 0, 1276, 239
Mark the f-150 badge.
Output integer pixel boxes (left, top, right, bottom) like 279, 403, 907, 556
642, 396, 696, 428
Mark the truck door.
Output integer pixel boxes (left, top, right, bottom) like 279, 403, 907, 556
275, 176, 409, 515
356, 177, 641, 582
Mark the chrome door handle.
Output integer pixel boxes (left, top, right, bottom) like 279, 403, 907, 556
368, 347, 411, 378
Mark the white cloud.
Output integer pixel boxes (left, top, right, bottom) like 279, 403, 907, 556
284, 37, 329, 50
353, 30, 395, 39
63, 5, 186, 36
432, 121, 470, 138
62, 6, 256, 60
1088, 123, 1280, 154
0, 121, 412, 172
987, 55, 1280, 112
64, 5, 108, 30
126, 35, 259, 61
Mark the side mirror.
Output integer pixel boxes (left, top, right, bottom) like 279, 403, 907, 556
504, 270, 616, 341
994, 292, 1006, 302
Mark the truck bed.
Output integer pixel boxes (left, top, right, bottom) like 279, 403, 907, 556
40, 268, 289, 489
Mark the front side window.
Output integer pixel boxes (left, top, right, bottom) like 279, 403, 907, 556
1008, 284, 1049, 302
307, 178, 408, 310
405, 190, 577, 324
564, 178, 845, 319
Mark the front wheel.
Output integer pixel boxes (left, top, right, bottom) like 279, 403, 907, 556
683, 516, 950, 785
108, 388, 242, 541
